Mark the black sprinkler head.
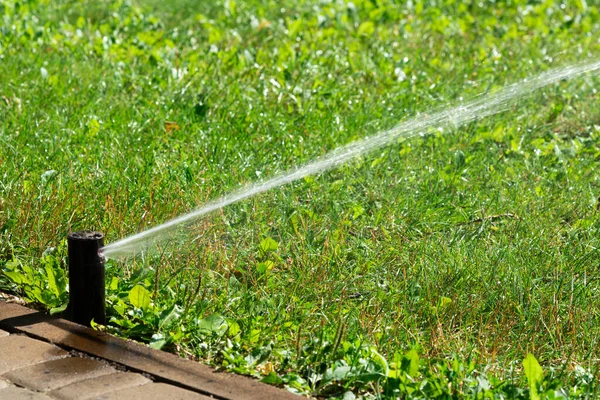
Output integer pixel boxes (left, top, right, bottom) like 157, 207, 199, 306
67, 231, 106, 327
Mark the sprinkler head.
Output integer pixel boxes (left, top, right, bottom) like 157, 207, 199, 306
67, 231, 106, 326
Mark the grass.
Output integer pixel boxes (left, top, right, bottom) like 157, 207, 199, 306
1, 0, 600, 397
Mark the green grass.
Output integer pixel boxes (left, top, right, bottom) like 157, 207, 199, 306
2, 0, 600, 397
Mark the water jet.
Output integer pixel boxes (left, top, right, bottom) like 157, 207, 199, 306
101, 58, 600, 258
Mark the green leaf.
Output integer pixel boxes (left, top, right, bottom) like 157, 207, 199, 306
149, 333, 167, 350
197, 313, 228, 336
245, 343, 273, 367
248, 328, 261, 343
256, 260, 274, 274
109, 276, 119, 291
454, 150, 466, 169
523, 353, 543, 400
3, 270, 31, 285
113, 299, 126, 317
438, 296, 452, 308
4, 259, 20, 270
401, 350, 420, 377
357, 21, 375, 37
87, 119, 100, 136
128, 285, 151, 310
45, 265, 60, 297
260, 372, 283, 385
259, 237, 278, 253
352, 205, 364, 219
327, 366, 353, 381
370, 347, 389, 376
226, 318, 241, 337
49, 302, 68, 315
159, 305, 182, 329
24, 286, 44, 304
370, 155, 385, 168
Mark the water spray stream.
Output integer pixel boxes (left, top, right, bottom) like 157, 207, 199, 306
101, 58, 600, 258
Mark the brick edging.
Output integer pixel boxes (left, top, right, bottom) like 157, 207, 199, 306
0, 301, 300, 400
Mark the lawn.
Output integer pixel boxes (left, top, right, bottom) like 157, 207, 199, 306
1, 0, 600, 398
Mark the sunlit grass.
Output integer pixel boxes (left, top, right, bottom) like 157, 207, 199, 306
1, 0, 600, 397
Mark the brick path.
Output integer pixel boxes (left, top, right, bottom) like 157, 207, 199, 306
0, 301, 299, 400
0, 328, 208, 399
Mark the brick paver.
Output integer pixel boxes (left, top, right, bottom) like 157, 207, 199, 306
49, 371, 151, 400
0, 335, 68, 374
0, 301, 299, 399
0, 385, 53, 399
98, 382, 213, 400
3, 357, 115, 392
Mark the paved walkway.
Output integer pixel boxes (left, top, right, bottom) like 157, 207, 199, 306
0, 300, 299, 400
